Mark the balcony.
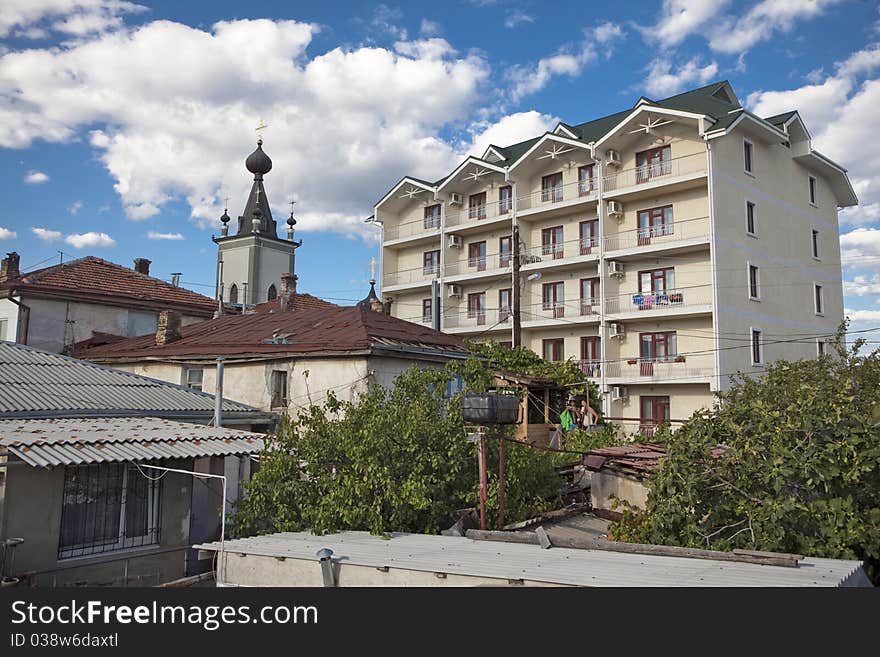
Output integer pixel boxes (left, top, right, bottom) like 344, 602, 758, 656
383, 217, 441, 246
382, 265, 438, 292
579, 359, 601, 378
604, 284, 713, 317
444, 308, 512, 333
516, 175, 598, 218
604, 216, 710, 255
604, 152, 706, 198
446, 196, 512, 233
519, 235, 600, 271
605, 357, 714, 383
444, 253, 512, 282
520, 298, 600, 327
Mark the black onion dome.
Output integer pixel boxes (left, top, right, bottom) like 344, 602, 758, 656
220, 209, 230, 224
245, 139, 272, 177
358, 280, 380, 308
287, 212, 297, 226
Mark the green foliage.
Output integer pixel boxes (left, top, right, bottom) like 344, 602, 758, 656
232, 366, 565, 537
614, 327, 880, 578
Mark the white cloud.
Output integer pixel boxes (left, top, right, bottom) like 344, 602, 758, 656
639, 0, 842, 55
844, 273, 880, 297
24, 170, 49, 183
69, 200, 83, 215
840, 228, 880, 261
0, 227, 17, 240
643, 57, 718, 97
506, 22, 623, 101
0, 0, 147, 38
0, 18, 494, 240
64, 232, 116, 248
592, 21, 624, 45
419, 19, 440, 36
845, 308, 880, 323
147, 231, 183, 240
366, 4, 408, 41
464, 111, 558, 157
31, 227, 62, 241
504, 11, 534, 29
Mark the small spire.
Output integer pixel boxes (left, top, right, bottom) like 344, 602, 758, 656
287, 199, 297, 226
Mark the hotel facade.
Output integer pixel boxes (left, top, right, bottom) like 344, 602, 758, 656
372, 81, 857, 434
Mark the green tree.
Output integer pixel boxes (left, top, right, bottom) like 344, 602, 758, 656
614, 330, 880, 579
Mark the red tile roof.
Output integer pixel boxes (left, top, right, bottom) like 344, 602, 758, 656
0, 256, 217, 316
79, 304, 467, 361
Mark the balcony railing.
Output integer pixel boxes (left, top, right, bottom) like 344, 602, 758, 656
521, 298, 600, 323
446, 196, 512, 227
383, 217, 441, 241
383, 264, 438, 287
444, 253, 512, 277
519, 235, 600, 265
579, 359, 601, 377
604, 216, 709, 251
604, 284, 713, 315
517, 175, 598, 212
444, 308, 512, 329
604, 152, 706, 192
604, 358, 714, 380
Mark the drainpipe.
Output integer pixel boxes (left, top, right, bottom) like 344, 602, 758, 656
6, 292, 30, 345
316, 548, 336, 587
214, 357, 224, 428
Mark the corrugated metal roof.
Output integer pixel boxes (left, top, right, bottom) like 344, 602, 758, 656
0, 417, 265, 466
0, 342, 259, 418
196, 531, 867, 588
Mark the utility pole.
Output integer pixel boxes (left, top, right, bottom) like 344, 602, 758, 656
512, 224, 522, 347
497, 431, 506, 529
477, 428, 488, 530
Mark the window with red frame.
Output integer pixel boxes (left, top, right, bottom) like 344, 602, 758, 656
638, 267, 675, 293
467, 292, 486, 325
580, 277, 599, 315
541, 225, 564, 259
499, 236, 512, 268
579, 219, 598, 254
578, 164, 595, 196
542, 338, 564, 362
468, 192, 487, 220
423, 204, 440, 229
499, 185, 512, 214
637, 206, 673, 245
422, 298, 432, 323
423, 250, 440, 275
541, 172, 563, 202
636, 145, 671, 183
542, 281, 564, 317
640, 396, 670, 438
580, 336, 600, 377
467, 241, 486, 271
499, 288, 511, 322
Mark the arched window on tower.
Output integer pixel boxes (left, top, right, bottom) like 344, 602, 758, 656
229, 284, 238, 305
267, 284, 277, 301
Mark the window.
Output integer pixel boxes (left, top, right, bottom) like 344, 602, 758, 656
541, 225, 564, 259
267, 284, 277, 301
499, 186, 512, 214
751, 328, 763, 365
542, 281, 565, 318
541, 172, 563, 203
746, 201, 756, 236
468, 241, 487, 271
229, 284, 238, 305
817, 339, 827, 357
808, 175, 817, 205
422, 298, 432, 324
811, 229, 820, 259
640, 332, 677, 360
423, 250, 440, 276
743, 139, 754, 174
542, 338, 564, 362
59, 463, 160, 559
636, 145, 671, 183
578, 164, 595, 196
580, 336, 601, 377
638, 267, 675, 294
579, 219, 598, 254
499, 236, 512, 268
637, 206, 673, 245
271, 370, 288, 408
499, 288, 512, 322
468, 192, 487, 220
184, 367, 203, 391
467, 292, 486, 325
640, 396, 670, 438
814, 283, 824, 315
580, 277, 599, 315
424, 204, 441, 229
748, 264, 760, 300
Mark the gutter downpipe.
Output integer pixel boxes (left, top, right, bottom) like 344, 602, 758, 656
214, 357, 224, 428
7, 292, 30, 345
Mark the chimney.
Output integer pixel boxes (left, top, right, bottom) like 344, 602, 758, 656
279, 272, 297, 312
134, 258, 151, 276
171, 273, 181, 287
155, 310, 182, 346
0, 252, 20, 282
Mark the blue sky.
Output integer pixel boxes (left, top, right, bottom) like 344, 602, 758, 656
1, 0, 879, 335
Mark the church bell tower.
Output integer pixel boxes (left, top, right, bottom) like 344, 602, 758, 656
214, 130, 301, 306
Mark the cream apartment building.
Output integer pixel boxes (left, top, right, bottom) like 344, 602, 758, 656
373, 81, 857, 434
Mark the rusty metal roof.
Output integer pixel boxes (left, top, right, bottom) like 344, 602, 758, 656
584, 442, 727, 476
0, 417, 265, 467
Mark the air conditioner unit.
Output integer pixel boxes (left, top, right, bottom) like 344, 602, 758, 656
611, 385, 628, 401
449, 192, 463, 205
606, 149, 622, 167
609, 322, 625, 338
448, 284, 462, 298
607, 200, 624, 219
608, 260, 624, 276
448, 234, 463, 248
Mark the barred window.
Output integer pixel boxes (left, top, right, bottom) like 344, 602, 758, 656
58, 463, 161, 559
